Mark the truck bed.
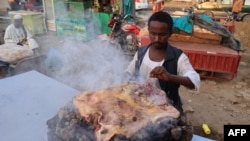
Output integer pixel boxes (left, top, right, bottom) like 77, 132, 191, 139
140, 36, 241, 80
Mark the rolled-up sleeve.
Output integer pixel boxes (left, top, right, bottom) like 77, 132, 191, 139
177, 53, 200, 90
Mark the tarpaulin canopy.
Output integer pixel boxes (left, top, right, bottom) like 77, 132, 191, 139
123, 0, 133, 15
172, 13, 241, 51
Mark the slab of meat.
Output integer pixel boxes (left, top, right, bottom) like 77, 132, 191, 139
73, 82, 180, 141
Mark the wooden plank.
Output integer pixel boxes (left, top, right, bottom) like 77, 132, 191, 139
177, 28, 222, 41
192, 31, 222, 41
169, 34, 221, 45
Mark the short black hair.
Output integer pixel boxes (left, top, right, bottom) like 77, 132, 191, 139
148, 11, 173, 34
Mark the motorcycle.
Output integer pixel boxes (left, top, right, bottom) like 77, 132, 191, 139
108, 13, 141, 56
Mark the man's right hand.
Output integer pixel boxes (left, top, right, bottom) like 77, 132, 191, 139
150, 66, 172, 81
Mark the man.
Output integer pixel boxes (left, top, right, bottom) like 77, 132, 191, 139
232, 0, 243, 20
4, 14, 39, 55
126, 11, 200, 115
8, 0, 22, 11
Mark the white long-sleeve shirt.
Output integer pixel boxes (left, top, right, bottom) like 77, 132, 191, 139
4, 24, 39, 49
126, 49, 200, 90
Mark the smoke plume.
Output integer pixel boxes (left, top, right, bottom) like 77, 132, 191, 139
45, 38, 131, 91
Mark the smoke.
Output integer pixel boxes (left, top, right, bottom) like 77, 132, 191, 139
45, 37, 131, 91
44, 37, 133, 141
41, 10, 134, 141
39, 6, 137, 91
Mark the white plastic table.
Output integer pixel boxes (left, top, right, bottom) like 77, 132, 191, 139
0, 70, 79, 141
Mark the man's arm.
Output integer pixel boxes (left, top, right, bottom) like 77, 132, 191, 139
168, 74, 196, 89
150, 53, 200, 90
150, 66, 195, 89
177, 53, 200, 90
239, 0, 243, 11
24, 27, 33, 39
4, 25, 16, 43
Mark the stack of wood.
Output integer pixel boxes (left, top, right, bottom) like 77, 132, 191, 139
169, 25, 222, 44
139, 25, 223, 45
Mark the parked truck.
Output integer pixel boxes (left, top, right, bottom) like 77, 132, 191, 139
194, 0, 250, 22
138, 11, 241, 80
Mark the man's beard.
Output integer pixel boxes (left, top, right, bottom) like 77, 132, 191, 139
151, 42, 165, 49
14, 25, 21, 28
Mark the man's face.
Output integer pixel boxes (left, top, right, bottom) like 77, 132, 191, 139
13, 19, 23, 28
148, 21, 170, 49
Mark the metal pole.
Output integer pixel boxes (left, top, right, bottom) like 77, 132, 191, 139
132, 0, 135, 17
119, 0, 123, 14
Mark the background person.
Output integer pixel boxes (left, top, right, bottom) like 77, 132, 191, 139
4, 14, 39, 55
8, 0, 22, 11
126, 11, 200, 116
232, 0, 243, 20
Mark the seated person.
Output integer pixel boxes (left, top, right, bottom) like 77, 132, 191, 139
4, 14, 39, 55
232, 0, 243, 20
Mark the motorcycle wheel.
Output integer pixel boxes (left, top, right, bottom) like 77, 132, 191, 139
242, 14, 250, 23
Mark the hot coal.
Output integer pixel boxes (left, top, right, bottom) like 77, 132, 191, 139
47, 102, 96, 141
47, 103, 192, 141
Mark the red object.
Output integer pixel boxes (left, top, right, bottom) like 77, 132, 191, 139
223, 24, 235, 33
24, 0, 35, 10
108, 18, 114, 28
108, 14, 140, 37
139, 36, 241, 80
221, 18, 235, 33
122, 24, 140, 35
23, 0, 42, 12
152, 0, 165, 13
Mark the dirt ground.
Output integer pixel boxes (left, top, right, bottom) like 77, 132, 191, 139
180, 21, 250, 141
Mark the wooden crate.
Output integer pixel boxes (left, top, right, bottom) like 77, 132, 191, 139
192, 31, 222, 41
169, 33, 221, 45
